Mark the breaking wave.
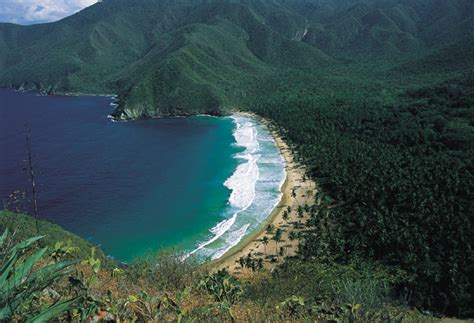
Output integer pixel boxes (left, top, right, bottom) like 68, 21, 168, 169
186, 115, 285, 260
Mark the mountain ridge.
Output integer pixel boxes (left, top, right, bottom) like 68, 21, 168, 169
0, 0, 472, 118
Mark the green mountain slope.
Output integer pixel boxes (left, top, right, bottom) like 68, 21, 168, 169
300, 0, 474, 59
0, 0, 472, 117
393, 33, 474, 75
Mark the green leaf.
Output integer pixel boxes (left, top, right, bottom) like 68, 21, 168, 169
127, 295, 138, 303
0, 235, 44, 284
297, 296, 305, 306
0, 229, 8, 248
28, 297, 80, 323
177, 287, 190, 302
10, 235, 44, 254
80, 303, 96, 322
11, 247, 48, 288
28, 259, 79, 283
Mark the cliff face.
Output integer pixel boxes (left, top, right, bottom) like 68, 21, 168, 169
0, 0, 472, 118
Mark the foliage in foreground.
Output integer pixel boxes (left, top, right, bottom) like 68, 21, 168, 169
0, 229, 79, 321
0, 211, 110, 265
0, 212, 436, 321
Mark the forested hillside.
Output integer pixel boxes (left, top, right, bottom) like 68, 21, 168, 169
0, 0, 472, 117
247, 73, 474, 316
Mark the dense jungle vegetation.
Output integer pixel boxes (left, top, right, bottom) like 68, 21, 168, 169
247, 72, 474, 317
1, 0, 473, 320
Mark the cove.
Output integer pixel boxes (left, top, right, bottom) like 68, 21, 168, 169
0, 89, 285, 262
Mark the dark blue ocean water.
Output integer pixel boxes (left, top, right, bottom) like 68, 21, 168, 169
0, 89, 238, 261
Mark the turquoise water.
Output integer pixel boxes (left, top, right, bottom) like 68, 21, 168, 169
187, 116, 286, 259
0, 89, 285, 261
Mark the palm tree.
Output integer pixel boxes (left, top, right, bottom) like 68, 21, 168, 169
262, 236, 269, 255
279, 246, 286, 258
273, 228, 283, 254
304, 204, 310, 213
297, 205, 304, 218
288, 230, 297, 241
246, 252, 252, 266
282, 210, 289, 223
266, 224, 274, 235
238, 256, 245, 270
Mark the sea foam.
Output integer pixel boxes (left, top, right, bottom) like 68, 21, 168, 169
224, 117, 260, 210
186, 115, 285, 261
185, 116, 260, 259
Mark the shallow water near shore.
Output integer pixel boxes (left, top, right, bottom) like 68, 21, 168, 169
0, 89, 284, 261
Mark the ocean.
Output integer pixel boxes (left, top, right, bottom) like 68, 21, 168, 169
0, 89, 285, 262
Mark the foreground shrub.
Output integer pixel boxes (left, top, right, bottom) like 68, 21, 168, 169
245, 259, 403, 309
128, 248, 199, 290
0, 229, 80, 321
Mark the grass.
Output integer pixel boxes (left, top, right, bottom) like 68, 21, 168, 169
0, 211, 110, 266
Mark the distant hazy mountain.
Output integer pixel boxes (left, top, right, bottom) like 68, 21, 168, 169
1, 0, 472, 118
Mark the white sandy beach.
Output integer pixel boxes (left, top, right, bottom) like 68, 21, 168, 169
211, 112, 317, 275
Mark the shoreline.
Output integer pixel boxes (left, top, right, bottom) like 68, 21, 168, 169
4, 89, 312, 268
209, 111, 316, 274
5, 85, 118, 98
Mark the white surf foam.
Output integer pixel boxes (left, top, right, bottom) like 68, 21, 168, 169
212, 223, 250, 259
184, 116, 260, 259
224, 154, 259, 210
225, 116, 260, 209
184, 211, 239, 258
